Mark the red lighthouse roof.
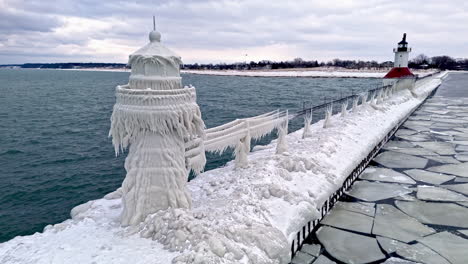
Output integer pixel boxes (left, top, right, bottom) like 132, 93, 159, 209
384, 67, 414, 78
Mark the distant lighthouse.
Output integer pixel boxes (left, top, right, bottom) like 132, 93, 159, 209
383, 33, 416, 90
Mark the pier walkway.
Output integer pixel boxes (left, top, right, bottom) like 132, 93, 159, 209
292, 73, 468, 264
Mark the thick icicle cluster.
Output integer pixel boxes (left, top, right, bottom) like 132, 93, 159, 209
109, 28, 206, 226
204, 110, 288, 167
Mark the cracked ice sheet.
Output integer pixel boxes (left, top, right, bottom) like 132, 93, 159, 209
403, 169, 455, 185
316, 226, 385, 264
347, 181, 412, 202
418, 232, 468, 264
372, 204, 435, 243
360, 167, 416, 184
416, 186, 468, 202
395, 200, 468, 228
0, 75, 445, 264
374, 151, 428, 169
427, 163, 468, 177
321, 208, 374, 234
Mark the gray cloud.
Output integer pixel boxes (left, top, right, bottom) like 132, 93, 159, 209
1, 0, 467, 64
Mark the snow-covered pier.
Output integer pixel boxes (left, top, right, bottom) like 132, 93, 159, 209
0, 29, 462, 264
292, 72, 468, 264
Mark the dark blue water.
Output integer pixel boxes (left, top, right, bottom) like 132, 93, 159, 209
0, 69, 380, 242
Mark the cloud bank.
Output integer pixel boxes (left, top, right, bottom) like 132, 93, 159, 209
1, 0, 467, 64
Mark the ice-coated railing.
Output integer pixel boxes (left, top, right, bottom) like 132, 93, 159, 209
198, 79, 405, 171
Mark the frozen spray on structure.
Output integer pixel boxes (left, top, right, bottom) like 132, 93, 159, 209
109, 22, 206, 226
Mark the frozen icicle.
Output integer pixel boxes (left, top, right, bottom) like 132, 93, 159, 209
276, 111, 289, 154
352, 96, 359, 112
341, 100, 348, 117
361, 92, 368, 106
377, 90, 383, 104
302, 110, 313, 139
234, 137, 249, 168
323, 103, 332, 128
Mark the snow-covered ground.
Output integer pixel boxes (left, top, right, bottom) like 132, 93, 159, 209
182, 68, 438, 78
0, 72, 447, 264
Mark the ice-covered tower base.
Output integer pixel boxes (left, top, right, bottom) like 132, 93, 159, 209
109, 27, 205, 226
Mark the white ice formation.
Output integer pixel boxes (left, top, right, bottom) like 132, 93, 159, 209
109, 27, 206, 226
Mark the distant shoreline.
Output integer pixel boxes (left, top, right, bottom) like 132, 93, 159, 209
1, 67, 438, 78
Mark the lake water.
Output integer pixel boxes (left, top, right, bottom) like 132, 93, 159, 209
0, 69, 380, 242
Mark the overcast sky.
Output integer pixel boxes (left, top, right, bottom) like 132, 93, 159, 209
1, 0, 467, 64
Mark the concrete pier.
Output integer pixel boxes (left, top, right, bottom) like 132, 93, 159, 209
293, 72, 468, 264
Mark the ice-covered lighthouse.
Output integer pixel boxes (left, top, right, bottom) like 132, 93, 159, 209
383, 33, 416, 90
109, 20, 206, 226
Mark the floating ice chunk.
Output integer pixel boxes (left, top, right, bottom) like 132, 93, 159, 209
409, 115, 431, 121
372, 204, 435, 243
401, 125, 430, 133
374, 152, 428, 169
423, 155, 460, 164
316, 226, 385, 264
395, 129, 418, 136
360, 167, 416, 184
414, 142, 456, 155
376, 236, 407, 254
384, 141, 415, 149
347, 181, 412, 202
456, 145, 468, 152
403, 120, 433, 127
404, 169, 455, 185
454, 128, 468, 134
292, 251, 316, 264
451, 141, 468, 145
321, 208, 374, 234
454, 177, 468, 183
390, 147, 438, 156
397, 134, 432, 142
396, 200, 468, 228
432, 118, 468, 124
443, 183, 468, 196
334, 201, 375, 217
301, 244, 321, 257
418, 231, 468, 264
382, 257, 420, 264
427, 163, 468, 177
395, 243, 450, 264
431, 123, 457, 129
423, 109, 450, 115
312, 255, 336, 264
416, 186, 468, 202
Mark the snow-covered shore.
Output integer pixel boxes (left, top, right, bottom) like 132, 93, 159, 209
0, 73, 446, 264
182, 68, 438, 78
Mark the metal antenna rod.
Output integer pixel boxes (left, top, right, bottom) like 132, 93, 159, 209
153, 15, 156, 30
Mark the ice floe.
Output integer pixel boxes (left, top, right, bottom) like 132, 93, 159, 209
374, 152, 428, 169
443, 183, 468, 196
395, 243, 450, 264
396, 200, 468, 228
427, 163, 468, 177
321, 208, 374, 234
316, 226, 385, 264
418, 231, 468, 264
333, 201, 375, 217
360, 167, 416, 184
347, 181, 412, 202
414, 142, 456, 155
416, 186, 468, 202
372, 204, 435, 243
